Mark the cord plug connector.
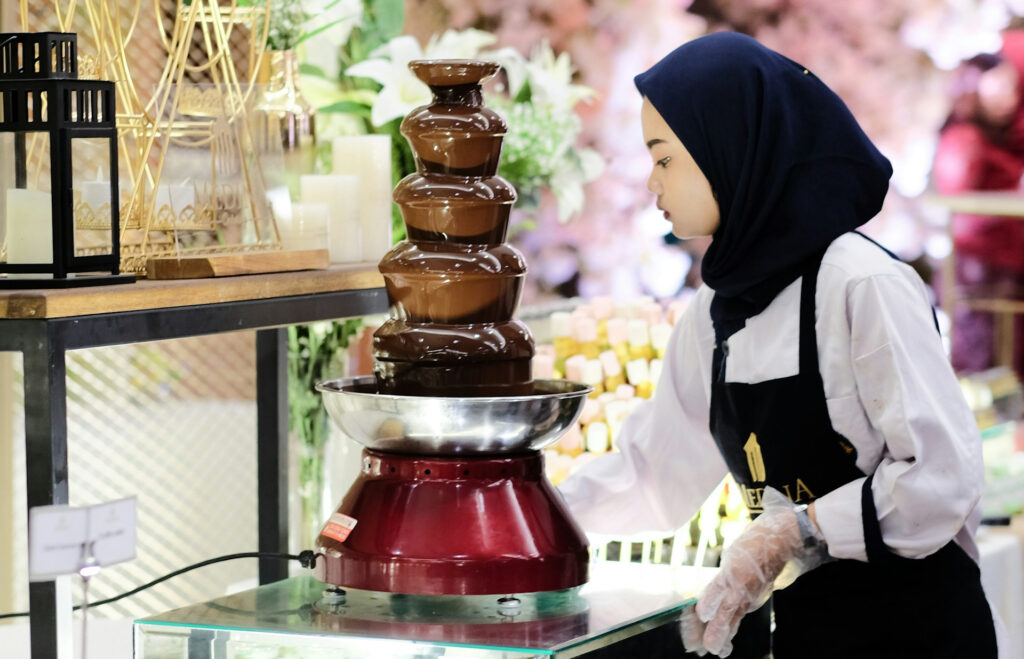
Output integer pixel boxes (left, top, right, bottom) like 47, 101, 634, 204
297, 550, 318, 569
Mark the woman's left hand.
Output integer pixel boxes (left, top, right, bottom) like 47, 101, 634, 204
691, 487, 824, 657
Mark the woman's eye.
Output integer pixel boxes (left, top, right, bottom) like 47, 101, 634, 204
657, 156, 671, 168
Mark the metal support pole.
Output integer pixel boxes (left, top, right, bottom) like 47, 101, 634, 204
256, 327, 289, 584
22, 321, 72, 659
186, 629, 215, 659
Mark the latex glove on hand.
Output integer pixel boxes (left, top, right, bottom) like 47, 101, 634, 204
680, 604, 709, 656
687, 486, 828, 657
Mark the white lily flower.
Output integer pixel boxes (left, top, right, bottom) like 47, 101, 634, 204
483, 46, 529, 97
525, 41, 595, 110
579, 147, 605, 182
346, 35, 431, 126
300, 0, 362, 79
551, 165, 586, 224
550, 148, 603, 223
425, 28, 497, 59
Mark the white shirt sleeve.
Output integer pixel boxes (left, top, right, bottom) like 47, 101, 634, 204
812, 270, 984, 561
559, 290, 729, 537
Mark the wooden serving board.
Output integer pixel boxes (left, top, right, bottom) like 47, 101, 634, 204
146, 249, 330, 280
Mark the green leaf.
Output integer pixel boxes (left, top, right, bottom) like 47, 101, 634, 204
295, 17, 352, 45
318, 99, 371, 115
299, 62, 328, 78
513, 79, 533, 105
373, 0, 405, 41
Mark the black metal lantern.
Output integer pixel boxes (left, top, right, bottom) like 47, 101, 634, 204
0, 32, 133, 287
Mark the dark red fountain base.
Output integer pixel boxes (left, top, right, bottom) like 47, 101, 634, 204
314, 449, 589, 595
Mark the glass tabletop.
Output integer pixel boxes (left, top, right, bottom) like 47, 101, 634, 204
134, 563, 715, 657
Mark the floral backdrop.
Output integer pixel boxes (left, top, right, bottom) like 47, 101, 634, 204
299, 0, 1024, 301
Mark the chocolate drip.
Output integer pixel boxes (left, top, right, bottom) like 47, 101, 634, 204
400, 71, 507, 177
377, 59, 535, 396
374, 319, 534, 361
380, 242, 526, 323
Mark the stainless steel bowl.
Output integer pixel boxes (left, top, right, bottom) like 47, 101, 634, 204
316, 376, 592, 455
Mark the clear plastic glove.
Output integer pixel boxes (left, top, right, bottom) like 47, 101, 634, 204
692, 487, 828, 657
680, 603, 708, 655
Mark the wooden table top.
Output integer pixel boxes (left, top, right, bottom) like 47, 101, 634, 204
0, 263, 384, 320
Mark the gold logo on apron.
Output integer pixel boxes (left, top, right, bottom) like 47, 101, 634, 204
744, 432, 766, 483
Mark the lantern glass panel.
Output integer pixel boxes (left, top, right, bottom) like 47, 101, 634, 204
1, 130, 54, 274
70, 136, 114, 259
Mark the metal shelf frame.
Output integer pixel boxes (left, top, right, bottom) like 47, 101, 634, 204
0, 281, 387, 659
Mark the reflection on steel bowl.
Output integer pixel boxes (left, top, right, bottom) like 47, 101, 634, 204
315, 376, 591, 455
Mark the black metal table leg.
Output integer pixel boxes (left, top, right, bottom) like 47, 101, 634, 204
22, 321, 72, 659
256, 327, 289, 584
0, 285, 385, 656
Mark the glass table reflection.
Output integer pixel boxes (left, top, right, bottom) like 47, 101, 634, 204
134, 562, 716, 658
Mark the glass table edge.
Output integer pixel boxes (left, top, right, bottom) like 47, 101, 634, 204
548, 597, 695, 655
133, 595, 697, 655
134, 620, 556, 655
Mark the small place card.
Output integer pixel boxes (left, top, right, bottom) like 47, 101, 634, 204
29, 497, 137, 581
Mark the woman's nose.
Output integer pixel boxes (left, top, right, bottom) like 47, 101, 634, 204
647, 171, 663, 196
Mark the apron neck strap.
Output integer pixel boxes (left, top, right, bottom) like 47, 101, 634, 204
798, 247, 829, 378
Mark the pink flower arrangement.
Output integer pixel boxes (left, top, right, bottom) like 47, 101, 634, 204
406, 0, 1016, 301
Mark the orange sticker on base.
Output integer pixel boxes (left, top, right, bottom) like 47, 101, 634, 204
322, 513, 358, 543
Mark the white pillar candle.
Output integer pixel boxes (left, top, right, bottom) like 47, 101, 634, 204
282, 202, 329, 251
332, 135, 392, 262
6, 189, 53, 277
265, 185, 293, 233
79, 181, 111, 211
300, 174, 361, 264
155, 184, 196, 225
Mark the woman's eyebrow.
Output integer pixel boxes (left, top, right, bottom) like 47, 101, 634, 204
646, 138, 667, 149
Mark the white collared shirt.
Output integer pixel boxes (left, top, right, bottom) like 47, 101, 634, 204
560, 232, 984, 564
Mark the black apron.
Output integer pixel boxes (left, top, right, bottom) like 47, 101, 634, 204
708, 244, 997, 659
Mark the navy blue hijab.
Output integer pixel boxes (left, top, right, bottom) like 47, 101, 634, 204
635, 32, 892, 326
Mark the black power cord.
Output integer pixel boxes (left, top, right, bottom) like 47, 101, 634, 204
0, 549, 318, 620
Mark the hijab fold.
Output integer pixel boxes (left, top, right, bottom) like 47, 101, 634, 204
635, 33, 893, 327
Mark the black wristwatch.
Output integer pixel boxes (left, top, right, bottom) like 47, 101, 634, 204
793, 503, 823, 549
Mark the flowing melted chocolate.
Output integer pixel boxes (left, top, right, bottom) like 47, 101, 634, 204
395, 175, 516, 245
374, 319, 534, 361
400, 64, 507, 177
376, 59, 535, 396
374, 321, 533, 397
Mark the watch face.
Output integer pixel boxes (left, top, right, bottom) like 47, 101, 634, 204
794, 505, 821, 549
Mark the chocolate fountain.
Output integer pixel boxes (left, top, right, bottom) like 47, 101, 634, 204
314, 60, 591, 599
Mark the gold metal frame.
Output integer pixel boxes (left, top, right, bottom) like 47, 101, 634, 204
18, 1, 281, 274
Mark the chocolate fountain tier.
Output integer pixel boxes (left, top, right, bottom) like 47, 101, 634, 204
402, 60, 506, 177
379, 241, 526, 323
373, 319, 534, 396
379, 240, 526, 275
408, 59, 501, 87
394, 173, 516, 245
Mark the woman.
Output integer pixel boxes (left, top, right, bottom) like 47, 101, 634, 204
560, 32, 1001, 658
